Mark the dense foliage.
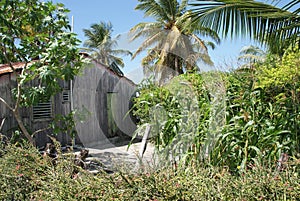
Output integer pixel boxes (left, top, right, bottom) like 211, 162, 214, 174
132, 74, 212, 166
0, 0, 85, 145
0, 142, 299, 200
130, 0, 220, 83
132, 50, 300, 171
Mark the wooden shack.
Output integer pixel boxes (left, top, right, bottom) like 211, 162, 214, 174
0, 57, 137, 147
72, 57, 137, 148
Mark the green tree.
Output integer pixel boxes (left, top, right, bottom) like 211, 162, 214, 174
0, 0, 84, 145
190, 0, 300, 56
130, 0, 220, 84
83, 21, 131, 68
238, 45, 266, 69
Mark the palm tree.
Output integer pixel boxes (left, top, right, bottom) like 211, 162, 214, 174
190, 0, 300, 56
83, 22, 131, 68
130, 0, 220, 84
238, 45, 266, 69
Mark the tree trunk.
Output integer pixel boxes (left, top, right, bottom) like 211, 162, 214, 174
13, 109, 36, 146
174, 55, 179, 73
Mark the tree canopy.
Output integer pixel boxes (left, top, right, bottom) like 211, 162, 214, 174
190, 0, 300, 56
83, 21, 131, 68
130, 0, 220, 84
0, 0, 85, 145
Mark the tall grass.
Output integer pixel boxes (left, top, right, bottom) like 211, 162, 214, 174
132, 50, 300, 171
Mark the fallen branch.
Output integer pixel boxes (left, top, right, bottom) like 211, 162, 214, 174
0, 118, 5, 132
32, 127, 51, 137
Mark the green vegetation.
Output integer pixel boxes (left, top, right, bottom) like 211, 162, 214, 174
0, 142, 299, 200
133, 49, 300, 172
82, 21, 132, 68
0, 0, 85, 145
129, 0, 300, 172
0, 0, 299, 200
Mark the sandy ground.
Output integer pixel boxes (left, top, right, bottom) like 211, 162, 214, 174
80, 141, 157, 173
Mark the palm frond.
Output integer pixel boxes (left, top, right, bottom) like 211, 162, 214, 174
129, 22, 162, 41
110, 49, 132, 57
131, 31, 165, 59
204, 41, 216, 50
189, 0, 300, 54
136, 0, 169, 20
83, 21, 129, 68
178, 0, 189, 14
190, 34, 208, 53
158, 0, 179, 20
282, 0, 300, 13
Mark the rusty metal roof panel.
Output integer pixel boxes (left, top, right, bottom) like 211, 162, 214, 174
0, 62, 27, 75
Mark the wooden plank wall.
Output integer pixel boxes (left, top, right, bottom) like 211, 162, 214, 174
0, 73, 72, 147
0, 61, 137, 148
73, 61, 137, 148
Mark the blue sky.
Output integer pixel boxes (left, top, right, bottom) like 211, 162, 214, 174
51, 0, 272, 83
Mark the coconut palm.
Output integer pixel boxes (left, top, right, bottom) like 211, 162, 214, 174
130, 0, 220, 84
190, 0, 300, 56
238, 45, 266, 69
83, 21, 131, 68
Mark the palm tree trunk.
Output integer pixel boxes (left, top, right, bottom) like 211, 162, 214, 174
175, 55, 179, 73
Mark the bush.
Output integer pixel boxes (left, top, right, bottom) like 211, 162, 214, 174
132, 50, 300, 171
132, 73, 212, 166
212, 50, 300, 171
212, 69, 295, 171
0, 142, 49, 200
0, 143, 299, 200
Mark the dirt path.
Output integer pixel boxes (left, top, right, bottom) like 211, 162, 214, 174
78, 142, 156, 173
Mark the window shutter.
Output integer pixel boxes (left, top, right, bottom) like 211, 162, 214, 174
62, 90, 70, 102
32, 100, 52, 120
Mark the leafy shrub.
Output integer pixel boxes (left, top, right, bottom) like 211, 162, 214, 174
0, 143, 299, 200
212, 50, 300, 171
132, 50, 300, 171
211, 69, 294, 171
257, 49, 300, 155
0, 142, 50, 200
132, 73, 212, 166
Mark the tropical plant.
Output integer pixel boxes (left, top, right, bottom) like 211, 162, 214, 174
210, 49, 300, 171
132, 73, 213, 166
190, 0, 300, 56
212, 72, 290, 170
0, 0, 84, 146
257, 49, 300, 154
1, 141, 299, 200
130, 0, 220, 84
238, 45, 266, 69
133, 49, 300, 171
83, 21, 131, 68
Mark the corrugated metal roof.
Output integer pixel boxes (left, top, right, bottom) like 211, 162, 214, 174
79, 52, 136, 85
0, 55, 136, 85
0, 62, 26, 75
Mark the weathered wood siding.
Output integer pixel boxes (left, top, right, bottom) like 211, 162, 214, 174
0, 73, 17, 138
0, 73, 72, 147
0, 60, 137, 148
73, 61, 137, 148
